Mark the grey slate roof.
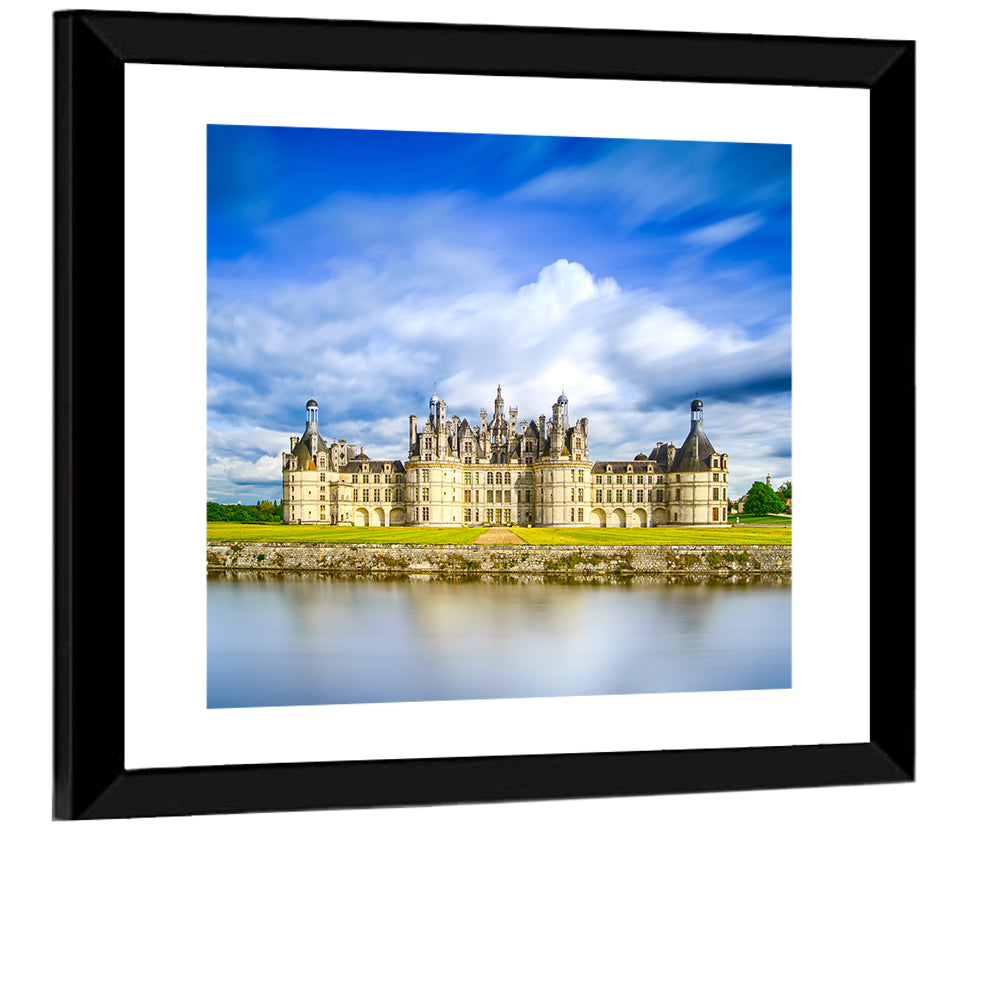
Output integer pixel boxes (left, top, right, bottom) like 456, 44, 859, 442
590, 460, 664, 474
290, 425, 329, 470
668, 422, 718, 473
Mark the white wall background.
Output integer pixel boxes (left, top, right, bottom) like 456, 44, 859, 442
2, 2, 994, 997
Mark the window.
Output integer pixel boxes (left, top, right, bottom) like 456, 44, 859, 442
487, 472, 494, 485
504, 490, 511, 503
362, 489, 369, 502
656, 489, 664, 502
487, 490, 494, 503
570, 508, 575, 521
505, 472, 511, 484
712, 508, 719, 521
596, 489, 603, 503
637, 490, 644, 502
713, 488, 719, 500
464, 509, 471, 522
464, 490, 471, 503
422, 470, 430, 483
578, 508, 583, 522
596, 475, 603, 485
319, 473, 325, 482
713, 458, 719, 467
713, 472, 720, 482
626, 490, 633, 503
422, 508, 430, 522
422, 487, 429, 502
627, 475, 633, 485
352, 474, 358, 484
616, 490, 623, 503
374, 474, 381, 483
616, 475, 622, 485
352, 489, 358, 501
464, 472, 472, 485
487, 509, 494, 523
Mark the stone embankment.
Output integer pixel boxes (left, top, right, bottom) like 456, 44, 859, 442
208, 542, 790, 577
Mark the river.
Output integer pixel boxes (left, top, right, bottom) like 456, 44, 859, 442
207, 573, 791, 709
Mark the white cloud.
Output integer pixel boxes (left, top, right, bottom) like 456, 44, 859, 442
207, 257, 789, 501
682, 212, 765, 250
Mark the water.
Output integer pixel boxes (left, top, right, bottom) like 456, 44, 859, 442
207, 574, 791, 709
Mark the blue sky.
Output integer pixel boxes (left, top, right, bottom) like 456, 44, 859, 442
207, 125, 791, 503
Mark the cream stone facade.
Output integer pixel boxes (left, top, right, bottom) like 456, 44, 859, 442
282, 389, 729, 527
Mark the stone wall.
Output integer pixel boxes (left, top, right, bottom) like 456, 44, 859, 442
207, 542, 790, 576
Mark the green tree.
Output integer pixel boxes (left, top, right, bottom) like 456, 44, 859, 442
206, 499, 284, 523
776, 481, 792, 500
743, 480, 786, 515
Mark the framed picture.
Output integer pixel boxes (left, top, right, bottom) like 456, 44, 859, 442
54, 11, 914, 819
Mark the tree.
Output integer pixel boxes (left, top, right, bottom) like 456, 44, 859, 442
775, 481, 792, 500
742, 480, 786, 515
207, 500, 284, 523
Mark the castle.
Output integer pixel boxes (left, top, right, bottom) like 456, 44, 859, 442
282, 387, 729, 527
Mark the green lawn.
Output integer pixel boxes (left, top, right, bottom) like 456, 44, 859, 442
728, 514, 792, 526
507, 525, 792, 546
207, 522, 791, 546
207, 524, 485, 544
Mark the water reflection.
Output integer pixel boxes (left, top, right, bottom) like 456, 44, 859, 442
207, 574, 791, 708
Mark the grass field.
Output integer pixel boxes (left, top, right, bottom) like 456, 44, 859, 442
206, 524, 485, 544
507, 525, 791, 545
208, 522, 790, 546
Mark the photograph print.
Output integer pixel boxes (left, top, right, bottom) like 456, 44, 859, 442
205, 125, 793, 711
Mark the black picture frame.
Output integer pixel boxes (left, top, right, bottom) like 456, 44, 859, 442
54, 10, 914, 820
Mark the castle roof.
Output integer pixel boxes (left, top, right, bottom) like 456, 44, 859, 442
290, 424, 329, 470
591, 460, 662, 474
669, 421, 718, 473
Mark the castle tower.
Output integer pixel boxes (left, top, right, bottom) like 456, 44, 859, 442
283, 398, 333, 525
664, 396, 727, 525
